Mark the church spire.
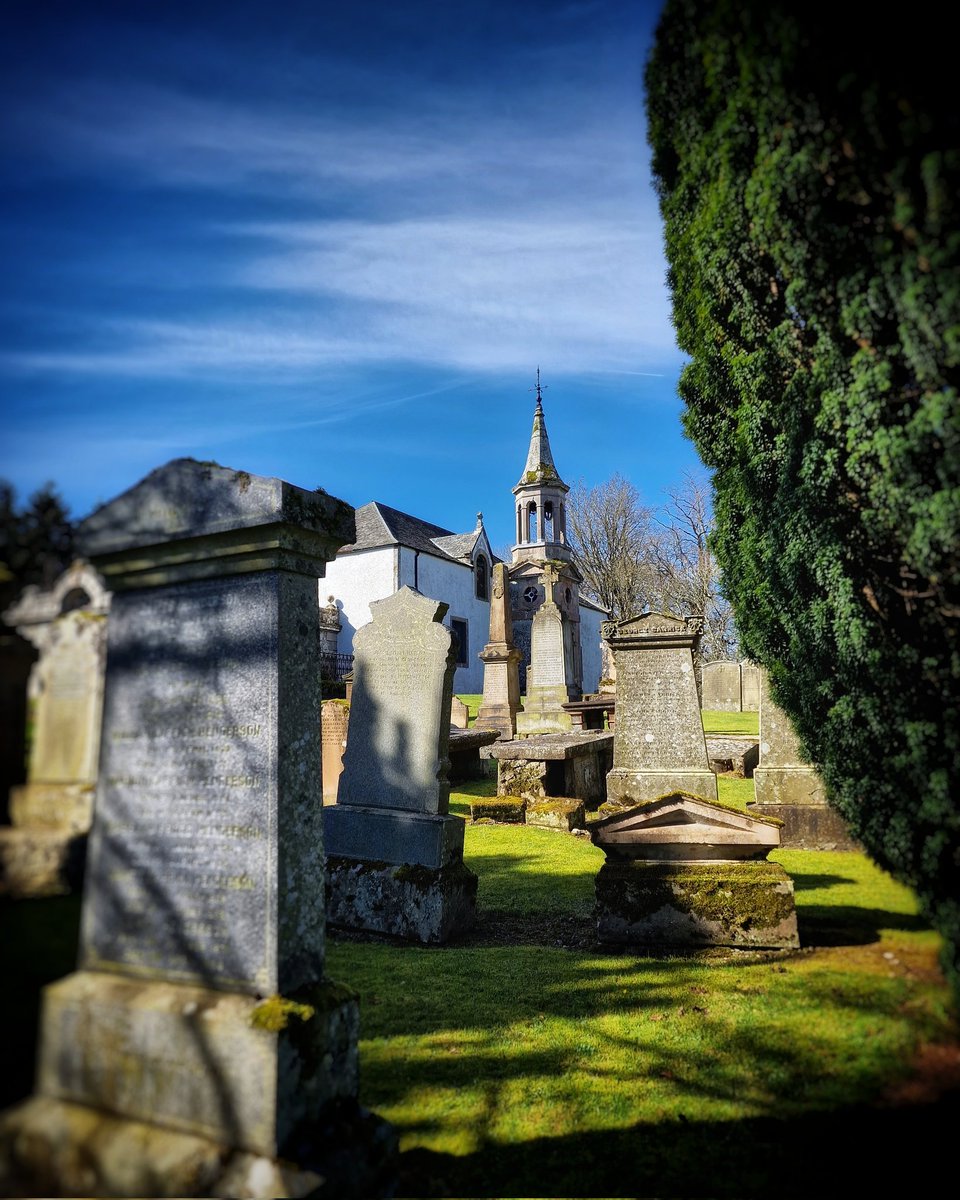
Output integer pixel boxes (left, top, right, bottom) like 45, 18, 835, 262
516, 368, 566, 490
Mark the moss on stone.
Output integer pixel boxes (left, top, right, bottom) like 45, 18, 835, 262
250, 995, 316, 1032
470, 796, 525, 823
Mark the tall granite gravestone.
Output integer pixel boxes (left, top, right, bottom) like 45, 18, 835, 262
700, 660, 742, 712
750, 667, 858, 850
0, 561, 110, 897
0, 459, 395, 1199
323, 587, 478, 944
602, 612, 718, 809
515, 563, 577, 736
475, 562, 523, 740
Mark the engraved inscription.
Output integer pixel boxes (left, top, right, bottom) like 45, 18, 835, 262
83, 575, 276, 991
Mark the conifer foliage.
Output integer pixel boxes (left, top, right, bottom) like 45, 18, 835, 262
645, 1, 960, 994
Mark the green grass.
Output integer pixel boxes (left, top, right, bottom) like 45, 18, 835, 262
3, 784, 957, 1198
325, 779, 958, 1196
702, 709, 760, 735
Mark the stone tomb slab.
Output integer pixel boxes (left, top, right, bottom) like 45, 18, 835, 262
490, 732, 613, 807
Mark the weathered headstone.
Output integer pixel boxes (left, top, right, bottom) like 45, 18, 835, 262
599, 636, 617, 696
750, 667, 858, 850
323, 586, 478, 944
740, 660, 761, 711
516, 563, 577, 736
475, 562, 523, 739
450, 695, 470, 729
602, 612, 718, 808
321, 698, 350, 804
0, 459, 395, 1199
700, 660, 742, 712
0, 561, 110, 897
590, 791, 799, 949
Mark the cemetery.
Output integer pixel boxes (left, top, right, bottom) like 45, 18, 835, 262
0, 443, 956, 1198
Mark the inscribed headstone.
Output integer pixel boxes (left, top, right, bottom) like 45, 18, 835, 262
700, 660, 742, 712
0, 459, 393, 1198
602, 612, 718, 807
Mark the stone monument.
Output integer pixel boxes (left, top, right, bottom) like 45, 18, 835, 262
321, 698, 350, 805
0, 560, 110, 897
602, 612, 718, 808
474, 562, 522, 740
0, 459, 395, 1199
750, 667, 858, 850
700, 660, 742, 712
740, 660, 761, 711
323, 586, 478, 944
515, 563, 577, 736
590, 791, 799, 949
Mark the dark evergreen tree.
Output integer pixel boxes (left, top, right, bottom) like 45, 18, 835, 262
645, 1, 960, 996
0, 481, 77, 611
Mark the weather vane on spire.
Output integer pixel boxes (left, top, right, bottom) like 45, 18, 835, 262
529, 366, 548, 406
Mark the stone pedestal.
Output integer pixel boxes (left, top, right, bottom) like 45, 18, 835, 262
475, 564, 523, 740
602, 613, 718, 807
322, 588, 477, 944
0, 459, 395, 1198
749, 668, 858, 850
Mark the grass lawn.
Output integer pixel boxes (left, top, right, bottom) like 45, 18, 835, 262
3, 778, 958, 1197
702, 708, 760, 735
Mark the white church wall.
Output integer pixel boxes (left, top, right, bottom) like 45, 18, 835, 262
397, 547, 489, 693
322, 545, 397, 655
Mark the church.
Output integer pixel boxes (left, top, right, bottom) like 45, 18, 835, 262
321, 383, 608, 696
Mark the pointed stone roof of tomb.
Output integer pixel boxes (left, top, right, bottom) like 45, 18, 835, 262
514, 372, 567, 492
342, 502, 498, 564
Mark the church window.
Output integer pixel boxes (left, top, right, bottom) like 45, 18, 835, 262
475, 555, 489, 599
526, 501, 538, 542
450, 618, 469, 667
543, 501, 554, 541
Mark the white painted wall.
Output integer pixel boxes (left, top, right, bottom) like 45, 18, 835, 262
579, 604, 606, 694
322, 544, 491, 693
321, 546, 397, 656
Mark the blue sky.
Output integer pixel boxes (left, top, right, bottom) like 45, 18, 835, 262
0, 0, 700, 555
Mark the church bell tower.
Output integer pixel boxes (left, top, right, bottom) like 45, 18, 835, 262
511, 370, 572, 567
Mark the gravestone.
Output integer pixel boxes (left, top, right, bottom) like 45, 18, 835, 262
700, 660, 742, 712
602, 612, 718, 808
590, 792, 799, 949
0, 459, 395, 1199
515, 563, 577, 736
599, 636, 617, 696
740, 660, 761, 711
450, 695, 470, 729
321, 698, 350, 805
0, 561, 110, 897
475, 562, 523, 740
323, 587, 478, 944
750, 667, 858, 850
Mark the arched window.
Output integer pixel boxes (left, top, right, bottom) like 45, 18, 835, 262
475, 555, 489, 599
543, 501, 554, 541
60, 588, 91, 615
526, 501, 538, 542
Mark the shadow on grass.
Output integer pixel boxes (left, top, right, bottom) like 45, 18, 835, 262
395, 1095, 959, 1197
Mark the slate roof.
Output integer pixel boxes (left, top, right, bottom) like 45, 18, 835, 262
340, 502, 496, 564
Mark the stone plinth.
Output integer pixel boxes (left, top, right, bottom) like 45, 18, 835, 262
322, 587, 477, 944
490, 732, 613, 808
749, 668, 858, 850
602, 613, 718, 806
0, 459, 396, 1198
1, 561, 110, 897
590, 792, 798, 949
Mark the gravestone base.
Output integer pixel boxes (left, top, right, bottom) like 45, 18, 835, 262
0, 828, 86, 897
525, 797, 586, 831
323, 806, 465, 869
753, 766, 826, 806
748, 800, 860, 851
325, 858, 478, 945
0, 970, 396, 1198
8, 781, 95, 832
0, 1093, 397, 1200
605, 768, 719, 808
515, 687, 575, 737
469, 795, 526, 824
595, 860, 799, 949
